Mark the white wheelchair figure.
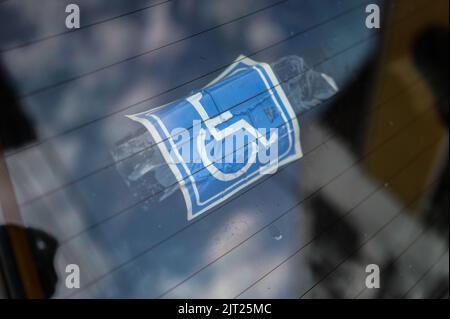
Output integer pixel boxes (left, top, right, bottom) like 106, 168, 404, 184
187, 93, 278, 182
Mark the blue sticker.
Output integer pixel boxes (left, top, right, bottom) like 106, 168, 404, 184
128, 56, 302, 220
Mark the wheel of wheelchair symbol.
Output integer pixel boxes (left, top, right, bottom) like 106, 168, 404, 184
197, 128, 257, 182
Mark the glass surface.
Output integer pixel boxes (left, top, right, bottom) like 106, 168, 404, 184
0, 0, 448, 299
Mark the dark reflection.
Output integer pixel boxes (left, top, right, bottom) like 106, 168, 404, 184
413, 27, 449, 240
321, 58, 379, 155
305, 22, 449, 298
0, 64, 35, 149
27, 227, 59, 298
426, 165, 449, 240
413, 27, 449, 127
0, 64, 59, 298
375, 256, 401, 298
0, 225, 58, 298
307, 195, 362, 298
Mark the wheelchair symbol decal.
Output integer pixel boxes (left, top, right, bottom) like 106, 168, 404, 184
127, 56, 302, 220
188, 92, 279, 182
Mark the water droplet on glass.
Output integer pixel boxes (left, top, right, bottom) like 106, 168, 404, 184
269, 225, 283, 241
36, 240, 46, 250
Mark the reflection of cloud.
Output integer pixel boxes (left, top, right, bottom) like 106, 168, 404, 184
206, 212, 254, 259
140, 4, 183, 53
2, 1, 185, 97
163, 211, 262, 298
163, 207, 312, 299
6, 148, 61, 205
245, 15, 284, 51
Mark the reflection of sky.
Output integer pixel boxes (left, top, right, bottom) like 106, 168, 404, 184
1, 0, 446, 299
0, 0, 382, 298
